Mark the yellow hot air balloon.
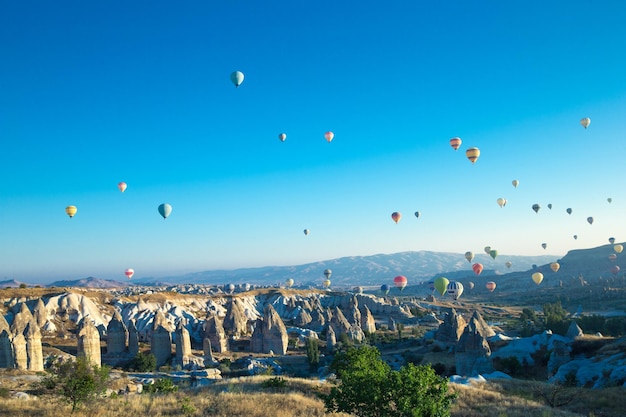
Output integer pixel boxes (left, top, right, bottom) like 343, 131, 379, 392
497, 198, 507, 208
550, 262, 560, 272
466, 147, 480, 164
614, 244, 623, 254
580, 117, 591, 129
532, 272, 544, 285
65, 205, 77, 218
449, 137, 462, 150
323, 278, 331, 288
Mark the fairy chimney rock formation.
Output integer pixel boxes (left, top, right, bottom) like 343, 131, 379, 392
204, 315, 228, 353
566, 321, 584, 339
360, 305, 376, 334
24, 322, 43, 371
12, 333, 27, 370
77, 318, 102, 367
470, 311, 496, 338
33, 298, 48, 328
455, 316, 493, 377
294, 308, 312, 327
174, 321, 192, 367
346, 296, 361, 326
223, 298, 248, 336
326, 325, 337, 351
250, 319, 264, 353
11, 303, 34, 336
151, 314, 172, 367
127, 320, 139, 357
106, 311, 128, 355
435, 309, 467, 345
262, 305, 288, 355
0, 329, 14, 368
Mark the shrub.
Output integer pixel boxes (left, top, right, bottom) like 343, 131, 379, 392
125, 352, 157, 372
143, 378, 178, 394
261, 376, 287, 390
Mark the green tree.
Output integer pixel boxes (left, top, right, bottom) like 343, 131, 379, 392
126, 352, 157, 372
306, 337, 320, 371
543, 301, 570, 335
41, 356, 110, 413
322, 345, 456, 417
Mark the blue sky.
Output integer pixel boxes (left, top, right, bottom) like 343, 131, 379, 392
1, 1, 625, 282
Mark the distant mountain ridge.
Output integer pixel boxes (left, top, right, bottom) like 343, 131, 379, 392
49, 277, 130, 288
134, 250, 559, 287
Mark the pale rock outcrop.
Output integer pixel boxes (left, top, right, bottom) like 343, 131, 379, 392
204, 315, 228, 353
360, 305, 376, 334
106, 311, 128, 355
294, 308, 312, 327
308, 308, 325, 331
455, 317, 493, 377
330, 307, 351, 338
0, 330, 14, 368
203, 338, 215, 366
24, 322, 43, 371
223, 299, 249, 336
435, 309, 466, 344
326, 325, 336, 351
12, 333, 27, 370
262, 305, 288, 355
345, 296, 361, 326
469, 311, 496, 338
174, 321, 192, 368
566, 321, 583, 339
547, 339, 571, 376
151, 314, 172, 367
388, 316, 397, 332
11, 303, 34, 336
33, 298, 48, 329
250, 319, 264, 353
77, 318, 101, 367
127, 320, 139, 357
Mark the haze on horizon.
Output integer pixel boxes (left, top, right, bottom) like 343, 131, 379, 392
1, 2, 625, 283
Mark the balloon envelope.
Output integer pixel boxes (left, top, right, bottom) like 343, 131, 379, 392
279, 133, 287, 142
414, 211, 420, 219
542, 243, 547, 249
158, 203, 172, 219
505, 261, 512, 269
486, 281, 496, 292
468, 281, 475, 290
323, 279, 331, 288
118, 182, 127, 192
497, 198, 507, 208
614, 244, 623, 254
391, 212, 401, 224
609, 253, 618, 261
449, 137, 462, 150
65, 205, 77, 218
550, 262, 560, 272
324, 269, 332, 279
611, 265, 621, 275
380, 284, 390, 295
303, 229, 310, 236
512, 179, 519, 188
532, 204, 540, 213
489, 249, 498, 259
472, 263, 484, 276
484, 246, 491, 255
547, 203, 552, 210
580, 117, 591, 129
394, 275, 408, 291
566, 208, 572, 215
230, 71, 244, 87
465, 251, 474, 263
466, 147, 480, 164
125, 268, 134, 279
324, 131, 334, 143
609, 237, 615, 244
587, 217, 594, 225
285, 278, 294, 288
434, 277, 449, 296
607, 198, 612, 203
532, 272, 544, 285
446, 281, 464, 300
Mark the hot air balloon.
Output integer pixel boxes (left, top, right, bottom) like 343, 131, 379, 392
158, 203, 172, 219
587, 217, 594, 225
324, 269, 332, 279
573, 235, 578, 240
512, 179, 519, 188
323, 279, 331, 288
446, 281, 464, 300
611, 265, 621, 275
226, 283, 235, 293
547, 203, 552, 210
449, 137, 462, 151
354, 286, 363, 294
484, 246, 491, 255
285, 278, 294, 288
497, 198, 507, 208
542, 243, 547, 250
427, 281, 435, 291
614, 244, 623, 254
381, 284, 390, 295
391, 212, 401, 224
550, 262, 560, 272
65, 205, 77, 218
278, 133, 287, 142
486, 281, 496, 292
609, 237, 615, 244
472, 263, 484, 276
505, 261, 512, 269
324, 131, 334, 143
532, 272, 544, 285
118, 182, 127, 193
394, 275, 408, 291
609, 253, 618, 261
607, 198, 612, 203
303, 229, 310, 236
414, 211, 421, 219
532, 204, 541, 213
566, 208, 572, 215
230, 71, 244, 87
434, 277, 449, 296
580, 117, 591, 129
124, 268, 134, 279
489, 249, 498, 259
468, 281, 475, 290
466, 147, 480, 164
465, 251, 474, 263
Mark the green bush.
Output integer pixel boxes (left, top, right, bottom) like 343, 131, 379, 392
261, 376, 287, 390
125, 352, 157, 372
143, 378, 178, 394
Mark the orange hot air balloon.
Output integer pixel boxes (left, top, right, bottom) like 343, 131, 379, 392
532, 272, 544, 285
550, 262, 560, 272
118, 182, 127, 193
449, 137, 462, 151
391, 212, 401, 224
466, 147, 480, 164
472, 263, 484, 276
486, 281, 496, 292
394, 275, 408, 291
609, 253, 618, 261
324, 131, 334, 143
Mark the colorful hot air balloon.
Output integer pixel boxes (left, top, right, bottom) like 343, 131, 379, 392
611, 265, 621, 275
449, 137, 462, 151
285, 278, 294, 288
391, 212, 402, 224
434, 277, 449, 296
587, 217, 594, 225
497, 198, 507, 208
566, 208, 572, 215
65, 205, 77, 218
542, 243, 547, 250
580, 117, 591, 129
466, 147, 480, 164
303, 229, 310, 236
414, 211, 420, 219
394, 275, 408, 291
354, 286, 363, 294
278, 133, 287, 142
158, 203, 172, 219
484, 246, 491, 255
446, 281, 464, 300
486, 281, 496, 292
512, 179, 519, 188
505, 261, 512, 269
323, 278, 331, 288
324, 131, 334, 143
614, 244, 623, 254
489, 249, 498, 259
118, 182, 127, 193
609, 237, 615, 244
609, 253, 618, 261
550, 262, 560, 272
532, 272, 544, 285
125, 268, 134, 279
472, 263, 484, 276
230, 70, 244, 87
465, 251, 474, 263
324, 269, 332, 279
532, 204, 541, 213
468, 281, 475, 290
380, 284, 390, 295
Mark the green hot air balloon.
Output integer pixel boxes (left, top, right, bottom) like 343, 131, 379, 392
489, 249, 498, 259
158, 203, 172, 219
434, 277, 450, 296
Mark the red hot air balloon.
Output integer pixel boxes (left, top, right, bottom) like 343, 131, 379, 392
125, 268, 134, 279
391, 212, 402, 224
611, 265, 620, 275
486, 281, 496, 292
118, 182, 127, 192
472, 263, 484, 276
393, 275, 408, 291
324, 131, 334, 143
449, 137, 462, 151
